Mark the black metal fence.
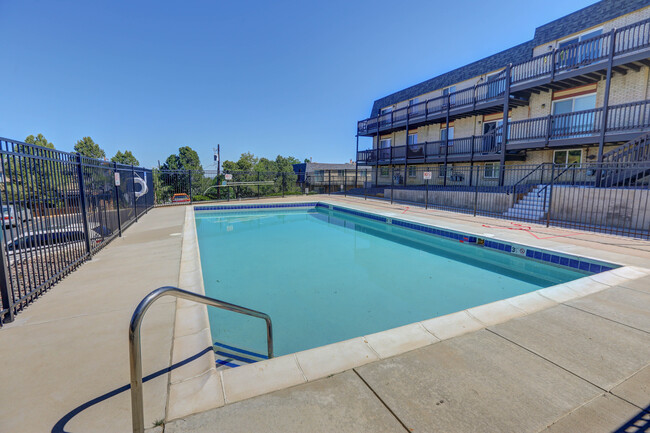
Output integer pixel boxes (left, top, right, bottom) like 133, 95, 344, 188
153, 164, 650, 241
345, 162, 650, 239
153, 169, 306, 205
0, 137, 154, 324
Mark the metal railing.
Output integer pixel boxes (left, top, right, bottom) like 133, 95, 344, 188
358, 99, 650, 165
357, 18, 650, 135
0, 137, 154, 324
129, 286, 273, 433
342, 162, 650, 239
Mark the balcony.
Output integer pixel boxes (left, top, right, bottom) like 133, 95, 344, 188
357, 99, 650, 165
358, 18, 650, 137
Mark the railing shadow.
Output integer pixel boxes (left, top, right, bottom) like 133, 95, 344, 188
51, 346, 213, 433
612, 403, 650, 433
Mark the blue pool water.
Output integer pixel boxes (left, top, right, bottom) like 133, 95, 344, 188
195, 207, 588, 359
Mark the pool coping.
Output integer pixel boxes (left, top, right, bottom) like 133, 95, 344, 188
166, 201, 650, 422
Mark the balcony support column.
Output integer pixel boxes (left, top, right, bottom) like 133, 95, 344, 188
354, 134, 359, 189
597, 28, 617, 164
443, 94, 450, 187
499, 63, 512, 186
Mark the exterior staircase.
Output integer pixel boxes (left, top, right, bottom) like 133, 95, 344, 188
599, 133, 650, 186
503, 185, 550, 220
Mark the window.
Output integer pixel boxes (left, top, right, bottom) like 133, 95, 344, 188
553, 149, 582, 167
438, 165, 450, 178
441, 127, 454, 141
380, 107, 393, 126
407, 133, 417, 145
443, 86, 456, 106
557, 28, 603, 68
408, 166, 416, 178
379, 138, 391, 160
380, 167, 389, 176
552, 93, 597, 136
409, 98, 420, 115
486, 72, 506, 99
484, 163, 499, 179
337, 170, 344, 177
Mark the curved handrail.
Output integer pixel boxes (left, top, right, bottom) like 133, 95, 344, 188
129, 286, 273, 433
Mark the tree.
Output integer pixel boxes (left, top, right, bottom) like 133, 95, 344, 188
161, 146, 203, 171
25, 133, 55, 149
74, 136, 106, 159
158, 146, 206, 203
111, 150, 139, 166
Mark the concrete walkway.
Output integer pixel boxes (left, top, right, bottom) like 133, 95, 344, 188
1, 197, 649, 433
0, 206, 186, 433
167, 275, 650, 433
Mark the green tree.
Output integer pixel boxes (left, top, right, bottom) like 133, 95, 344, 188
161, 146, 203, 171
158, 146, 206, 203
25, 133, 55, 149
111, 150, 139, 166
74, 136, 106, 159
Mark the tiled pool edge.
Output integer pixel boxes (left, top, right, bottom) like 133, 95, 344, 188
166, 206, 224, 421
172, 201, 650, 420
195, 201, 617, 275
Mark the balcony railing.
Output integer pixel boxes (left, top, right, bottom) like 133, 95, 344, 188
358, 18, 650, 136
509, 99, 650, 144
358, 99, 650, 164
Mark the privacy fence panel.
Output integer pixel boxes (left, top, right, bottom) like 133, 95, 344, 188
0, 137, 154, 324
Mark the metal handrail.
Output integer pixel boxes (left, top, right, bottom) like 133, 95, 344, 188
537, 162, 577, 197
129, 286, 273, 433
507, 162, 547, 195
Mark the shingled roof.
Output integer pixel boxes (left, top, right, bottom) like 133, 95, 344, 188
368, 0, 650, 117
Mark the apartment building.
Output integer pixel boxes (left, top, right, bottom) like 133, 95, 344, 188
355, 0, 650, 186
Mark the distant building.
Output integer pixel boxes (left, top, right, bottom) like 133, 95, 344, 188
355, 0, 650, 186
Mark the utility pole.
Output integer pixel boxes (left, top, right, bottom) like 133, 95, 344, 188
213, 145, 221, 175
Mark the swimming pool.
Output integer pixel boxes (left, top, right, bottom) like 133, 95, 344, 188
195, 203, 613, 363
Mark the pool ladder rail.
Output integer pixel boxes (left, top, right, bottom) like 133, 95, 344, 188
128, 286, 274, 433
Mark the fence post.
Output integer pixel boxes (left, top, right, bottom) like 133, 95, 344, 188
258, 172, 261, 199
545, 164, 555, 227
364, 170, 367, 200
76, 153, 92, 256
114, 162, 122, 237
390, 167, 394, 204
188, 170, 193, 204
0, 219, 14, 323
344, 170, 347, 197
425, 179, 428, 210
132, 165, 138, 222
282, 173, 285, 198
473, 167, 479, 217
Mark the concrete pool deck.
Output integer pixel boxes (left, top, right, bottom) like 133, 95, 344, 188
0, 196, 649, 432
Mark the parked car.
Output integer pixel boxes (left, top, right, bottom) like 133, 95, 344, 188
3, 205, 32, 227
171, 193, 191, 203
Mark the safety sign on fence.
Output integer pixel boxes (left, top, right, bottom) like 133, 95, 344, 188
423, 171, 432, 180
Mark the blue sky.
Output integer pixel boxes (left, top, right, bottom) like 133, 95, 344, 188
1, 0, 595, 168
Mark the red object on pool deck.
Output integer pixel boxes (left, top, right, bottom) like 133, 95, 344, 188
481, 222, 588, 240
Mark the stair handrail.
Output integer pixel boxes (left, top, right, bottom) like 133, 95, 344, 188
602, 133, 650, 164
537, 162, 577, 197
507, 163, 547, 196
129, 286, 274, 433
